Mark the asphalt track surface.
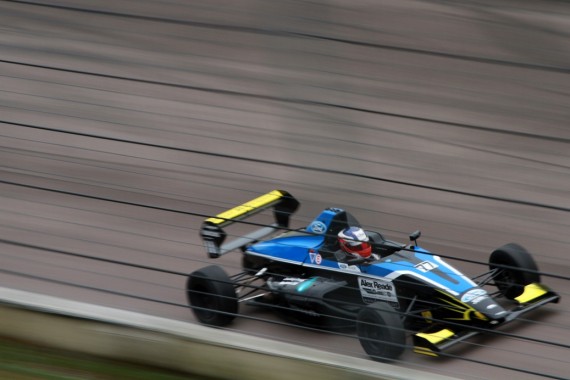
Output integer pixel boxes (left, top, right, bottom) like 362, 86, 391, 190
1, 1, 569, 379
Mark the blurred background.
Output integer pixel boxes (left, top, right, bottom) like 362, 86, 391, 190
1, 1, 569, 379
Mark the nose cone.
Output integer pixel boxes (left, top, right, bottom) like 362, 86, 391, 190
461, 288, 507, 319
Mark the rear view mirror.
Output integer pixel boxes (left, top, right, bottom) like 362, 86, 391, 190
409, 230, 421, 244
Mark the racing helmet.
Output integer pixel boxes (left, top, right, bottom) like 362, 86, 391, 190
338, 227, 372, 258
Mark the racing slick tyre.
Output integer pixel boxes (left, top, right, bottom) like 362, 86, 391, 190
357, 302, 406, 361
489, 243, 540, 299
187, 265, 238, 327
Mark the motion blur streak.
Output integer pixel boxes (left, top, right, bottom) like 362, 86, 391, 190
0, 1, 568, 379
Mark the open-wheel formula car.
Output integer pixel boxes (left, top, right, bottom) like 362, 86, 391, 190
187, 190, 560, 361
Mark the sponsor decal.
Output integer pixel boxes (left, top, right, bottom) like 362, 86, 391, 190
201, 230, 221, 238
203, 241, 217, 253
280, 277, 304, 286
338, 263, 361, 272
296, 278, 317, 292
206, 190, 283, 225
358, 277, 398, 304
309, 221, 327, 234
309, 251, 322, 265
414, 261, 438, 272
461, 288, 488, 303
268, 277, 305, 291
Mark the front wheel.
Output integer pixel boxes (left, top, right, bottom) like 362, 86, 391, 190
489, 243, 540, 299
357, 302, 406, 361
187, 265, 238, 326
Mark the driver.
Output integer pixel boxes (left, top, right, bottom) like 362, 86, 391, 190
338, 226, 372, 260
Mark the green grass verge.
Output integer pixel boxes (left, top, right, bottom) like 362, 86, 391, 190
0, 337, 208, 380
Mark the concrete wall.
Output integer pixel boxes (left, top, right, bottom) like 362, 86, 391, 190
0, 287, 458, 380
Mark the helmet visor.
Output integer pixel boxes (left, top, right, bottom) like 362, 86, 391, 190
349, 241, 371, 251
340, 239, 371, 251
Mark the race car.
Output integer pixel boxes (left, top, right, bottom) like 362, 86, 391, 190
187, 190, 560, 361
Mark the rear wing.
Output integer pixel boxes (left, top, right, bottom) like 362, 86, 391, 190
200, 190, 299, 258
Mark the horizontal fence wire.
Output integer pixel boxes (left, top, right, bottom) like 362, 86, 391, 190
1, 1, 569, 379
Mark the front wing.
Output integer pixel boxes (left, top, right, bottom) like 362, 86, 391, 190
413, 282, 560, 356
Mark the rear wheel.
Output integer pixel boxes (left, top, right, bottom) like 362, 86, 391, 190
187, 265, 238, 326
489, 243, 539, 299
357, 302, 406, 361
